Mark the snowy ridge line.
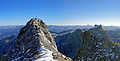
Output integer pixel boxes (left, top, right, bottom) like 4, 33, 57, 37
35, 46, 57, 61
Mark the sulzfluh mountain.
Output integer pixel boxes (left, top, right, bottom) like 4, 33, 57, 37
9, 18, 72, 61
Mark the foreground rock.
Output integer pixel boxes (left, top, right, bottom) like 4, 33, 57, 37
9, 18, 72, 61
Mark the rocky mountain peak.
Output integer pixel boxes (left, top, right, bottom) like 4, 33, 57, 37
26, 18, 44, 26
73, 25, 119, 61
9, 18, 72, 61
17, 18, 57, 50
88, 25, 107, 40
94, 24, 102, 28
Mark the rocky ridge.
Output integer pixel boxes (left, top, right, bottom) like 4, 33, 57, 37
73, 25, 119, 61
9, 18, 72, 61
55, 25, 119, 60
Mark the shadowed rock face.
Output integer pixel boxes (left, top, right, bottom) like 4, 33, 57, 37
9, 18, 72, 61
55, 29, 83, 58
55, 25, 119, 60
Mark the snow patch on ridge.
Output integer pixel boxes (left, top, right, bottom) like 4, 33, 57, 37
35, 46, 57, 61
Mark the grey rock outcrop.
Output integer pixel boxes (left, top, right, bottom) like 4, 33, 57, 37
74, 25, 119, 61
9, 18, 72, 61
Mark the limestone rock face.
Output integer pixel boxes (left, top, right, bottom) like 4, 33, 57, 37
9, 18, 72, 61
73, 25, 119, 61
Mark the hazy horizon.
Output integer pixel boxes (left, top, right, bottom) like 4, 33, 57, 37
0, 0, 120, 26
1, 23, 120, 27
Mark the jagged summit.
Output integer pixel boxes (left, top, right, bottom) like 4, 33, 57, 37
95, 24, 102, 28
9, 18, 72, 61
26, 18, 44, 26
17, 18, 57, 50
73, 25, 119, 61
91, 25, 102, 29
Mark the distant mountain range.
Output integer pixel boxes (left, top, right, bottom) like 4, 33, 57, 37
0, 25, 120, 43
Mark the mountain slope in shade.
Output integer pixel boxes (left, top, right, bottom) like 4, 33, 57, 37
55, 29, 82, 58
55, 25, 119, 60
9, 18, 72, 61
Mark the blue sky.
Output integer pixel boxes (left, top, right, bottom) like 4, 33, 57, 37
0, 0, 120, 26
